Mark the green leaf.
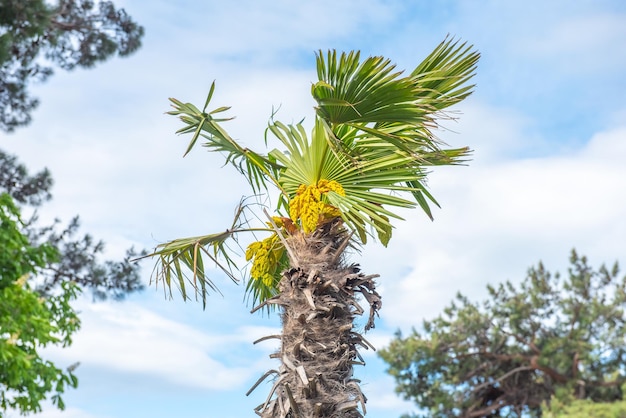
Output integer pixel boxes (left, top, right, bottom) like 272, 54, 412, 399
203, 81, 216, 112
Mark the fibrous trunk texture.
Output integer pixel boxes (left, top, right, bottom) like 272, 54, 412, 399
249, 221, 382, 417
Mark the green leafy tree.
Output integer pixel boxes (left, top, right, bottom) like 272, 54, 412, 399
0, 192, 81, 416
0, 0, 144, 132
379, 251, 626, 418
145, 37, 478, 417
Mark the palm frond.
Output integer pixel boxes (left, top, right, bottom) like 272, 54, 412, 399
411, 36, 480, 111
311, 39, 477, 162
313, 50, 428, 127
139, 202, 271, 308
267, 119, 435, 244
308, 40, 478, 231
168, 82, 285, 195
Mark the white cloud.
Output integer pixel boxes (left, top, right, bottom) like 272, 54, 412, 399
371, 120, 626, 330
521, 13, 626, 57
366, 388, 414, 415
44, 300, 280, 391
358, 359, 416, 416
437, 101, 541, 161
147, 0, 396, 59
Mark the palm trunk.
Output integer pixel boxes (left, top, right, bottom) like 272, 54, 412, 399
249, 220, 382, 417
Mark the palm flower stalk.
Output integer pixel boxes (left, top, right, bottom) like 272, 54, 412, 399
144, 37, 479, 417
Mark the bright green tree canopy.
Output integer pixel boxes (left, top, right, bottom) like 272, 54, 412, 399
0, 193, 81, 415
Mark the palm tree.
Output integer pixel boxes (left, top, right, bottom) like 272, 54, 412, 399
146, 37, 479, 417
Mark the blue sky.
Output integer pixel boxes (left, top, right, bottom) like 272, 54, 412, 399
3, 1, 626, 417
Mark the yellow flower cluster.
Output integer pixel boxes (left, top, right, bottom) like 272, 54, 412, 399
289, 179, 345, 233
268, 216, 284, 228
246, 233, 284, 287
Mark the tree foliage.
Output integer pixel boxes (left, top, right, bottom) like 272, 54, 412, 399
0, 192, 81, 415
543, 384, 626, 418
0, 149, 145, 300
0, 0, 144, 131
146, 38, 479, 309
379, 251, 626, 418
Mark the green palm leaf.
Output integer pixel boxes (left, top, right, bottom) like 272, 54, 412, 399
140, 202, 272, 308
313, 51, 428, 127
268, 119, 432, 243
168, 82, 285, 195
410, 36, 480, 111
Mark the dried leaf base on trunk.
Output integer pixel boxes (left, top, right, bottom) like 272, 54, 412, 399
249, 222, 382, 418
